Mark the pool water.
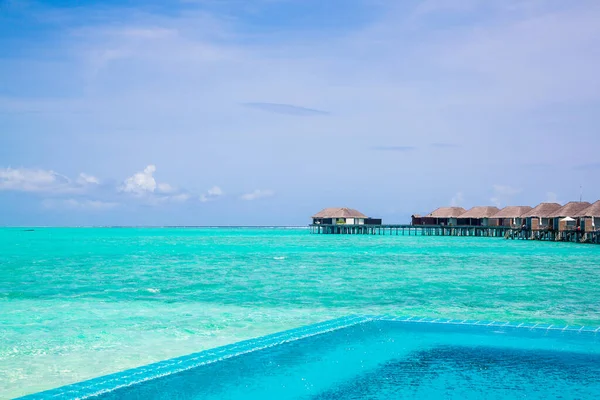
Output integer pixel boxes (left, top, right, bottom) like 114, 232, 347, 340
20, 316, 600, 400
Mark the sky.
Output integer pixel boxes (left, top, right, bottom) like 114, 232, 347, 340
1, 0, 599, 226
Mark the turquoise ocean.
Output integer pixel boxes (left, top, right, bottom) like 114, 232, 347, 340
1, 227, 600, 398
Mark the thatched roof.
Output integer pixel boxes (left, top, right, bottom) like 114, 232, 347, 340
492, 206, 533, 218
425, 207, 466, 218
312, 207, 368, 219
459, 206, 500, 219
574, 200, 600, 217
522, 203, 562, 218
547, 201, 591, 218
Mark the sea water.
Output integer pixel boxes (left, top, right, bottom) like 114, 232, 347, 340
1, 227, 599, 398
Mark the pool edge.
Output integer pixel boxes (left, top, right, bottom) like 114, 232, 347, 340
16, 315, 373, 400
16, 315, 599, 399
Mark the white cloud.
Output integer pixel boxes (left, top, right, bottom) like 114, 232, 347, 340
119, 165, 192, 205
0, 168, 101, 194
144, 192, 191, 206
0, 167, 72, 193
2, 164, 196, 209
200, 186, 224, 202
42, 198, 118, 211
207, 186, 223, 196
77, 173, 100, 185
240, 189, 274, 201
450, 192, 464, 207
120, 165, 158, 194
170, 193, 191, 202
157, 182, 176, 193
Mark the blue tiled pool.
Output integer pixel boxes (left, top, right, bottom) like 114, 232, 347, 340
20, 316, 600, 399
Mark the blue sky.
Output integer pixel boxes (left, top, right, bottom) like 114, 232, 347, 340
1, 0, 600, 226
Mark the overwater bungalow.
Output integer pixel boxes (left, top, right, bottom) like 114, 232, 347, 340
457, 206, 500, 226
311, 207, 381, 225
522, 203, 561, 230
547, 201, 591, 231
491, 206, 533, 227
421, 207, 466, 226
310, 201, 600, 243
575, 201, 600, 232
410, 214, 422, 225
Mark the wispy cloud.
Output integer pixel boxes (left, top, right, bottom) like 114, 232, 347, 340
0, 167, 69, 192
241, 189, 274, 201
0, 167, 97, 194
411, 0, 486, 19
430, 142, 460, 148
450, 192, 464, 207
370, 146, 416, 152
243, 103, 330, 116
573, 163, 600, 170
490, 184, 521, 207
546, 192, 561, 204
77, 173, 100, 185
199, 186, 224, 202
145, 192, 191, 205
42, 198, 118, 211
522, 162, 552, 169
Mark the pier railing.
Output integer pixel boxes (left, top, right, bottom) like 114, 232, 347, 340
309, 224, 600, 244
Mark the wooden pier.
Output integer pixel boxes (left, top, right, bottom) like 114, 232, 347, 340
310, 224, 510, 237
310, 224, 600, 244
504, 227, 600, 244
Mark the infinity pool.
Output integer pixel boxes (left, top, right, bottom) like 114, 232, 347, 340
20, 316, 600, 399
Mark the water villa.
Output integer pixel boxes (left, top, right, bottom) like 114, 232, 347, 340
547, 201, 591, 231
418, 207, 466, 226
310, 208, 382, 234
576, 200, 600, 232
457, 206, 500, 227
310, 202, 600, 244
312, 208, 368, 226
522, 203, 561, 230
492, 206, 532, 227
